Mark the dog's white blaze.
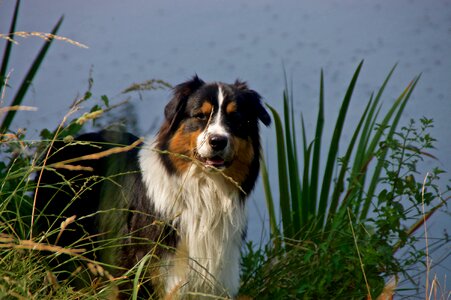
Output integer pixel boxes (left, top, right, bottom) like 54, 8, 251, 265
210, 84, 226, 134
139, 140, 246, 297
196, 85, 232, 159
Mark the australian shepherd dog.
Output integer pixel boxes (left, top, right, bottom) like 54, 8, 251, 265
36, 76, 271, 299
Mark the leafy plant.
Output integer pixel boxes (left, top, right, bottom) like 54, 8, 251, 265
241, 62, 449, 299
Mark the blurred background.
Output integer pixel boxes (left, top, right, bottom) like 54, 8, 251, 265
1, 0, 450, 295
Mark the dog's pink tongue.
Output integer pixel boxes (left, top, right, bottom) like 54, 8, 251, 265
206, 157, 225, 167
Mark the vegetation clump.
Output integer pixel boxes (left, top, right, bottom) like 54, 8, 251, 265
1, 1, 449, 299
240, 63, 449, 299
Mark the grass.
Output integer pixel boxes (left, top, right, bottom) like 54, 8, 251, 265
1, 1, 450, 299
0, 132, 168, 299
0, 4, 163, 297
2, 65, 450, 300
240, 63, 450, 299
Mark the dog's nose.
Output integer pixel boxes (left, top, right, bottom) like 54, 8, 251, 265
209, 134, 228, 151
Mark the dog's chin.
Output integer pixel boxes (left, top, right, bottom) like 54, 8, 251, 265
197, 155, 231, 170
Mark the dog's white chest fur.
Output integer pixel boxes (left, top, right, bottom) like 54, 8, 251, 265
139, 143, 247, 298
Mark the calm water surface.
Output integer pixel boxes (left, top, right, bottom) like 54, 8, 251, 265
1, 0, 450, 294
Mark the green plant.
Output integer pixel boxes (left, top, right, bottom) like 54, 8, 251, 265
241, 62, 449, 299
0, 3, 162, 298
0, 0, 63, 239
0, 89, 160, 299
0, 0, 64, 133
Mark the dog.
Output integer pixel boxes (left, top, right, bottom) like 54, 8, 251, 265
36, 76, 271, 299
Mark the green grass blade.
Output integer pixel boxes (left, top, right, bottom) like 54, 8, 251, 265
347, 65, 396, 215
1, 15, 64, 132
289, 86, 303, 232
309, 69, 325, 217
289, 78, 299, 164
282, 72, 302, 232
132, 254, 151, 300
317, 61, 363, 228
260, 156, 280, 240
302, 143, 315, 231
351, 64, 396, 178
347, 96, 380, 208
300, 115, 310, 228
328, 94, 373, 223
266, 103, 293, 238
283, 90, 301, 234
349, 104, 384, 215
0, 0, 21, 93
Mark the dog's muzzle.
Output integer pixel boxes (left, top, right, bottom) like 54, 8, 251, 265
196, 134, 232, 169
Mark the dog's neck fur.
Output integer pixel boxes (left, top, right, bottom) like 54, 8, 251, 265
139, 140, 247, 297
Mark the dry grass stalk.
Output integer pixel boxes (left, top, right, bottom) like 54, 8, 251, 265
156, 148, 246, 196
76, 110, 103, 125
54, 215, 77, 245
51, 164, 94, 172
45, 270, 59, 289
0, 105, 38, 114
0, 233, 15, 243
0, 238, 85, 255
0, 32, 88, 49
421, 173, 431, 299
87, 262, 99, 276
1, 69, 13, 101
49, 138, 144, 169
348, 208, 372, 299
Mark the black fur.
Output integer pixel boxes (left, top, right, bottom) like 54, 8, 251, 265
35, 77, 271, 298
36, 130, 172, 297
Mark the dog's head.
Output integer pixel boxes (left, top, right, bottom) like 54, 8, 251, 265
157, 76, 271, 192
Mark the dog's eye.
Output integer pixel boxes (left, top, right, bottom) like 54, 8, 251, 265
194, 113, 208, 121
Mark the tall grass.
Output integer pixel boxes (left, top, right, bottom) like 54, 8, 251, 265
0, 103, 165, 299
265, 61, 424, 238
241, 62, 449, 299
1, 3, 156, 297
1, 2, 64, 133
1, 2, 449, 299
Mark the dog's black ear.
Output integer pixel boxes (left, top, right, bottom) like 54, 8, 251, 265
165, 75, 205, 122
234, 80, 271, 126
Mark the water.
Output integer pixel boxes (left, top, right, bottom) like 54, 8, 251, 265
1, 0, 450, 296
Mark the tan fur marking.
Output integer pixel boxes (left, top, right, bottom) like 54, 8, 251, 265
226, 102, 237, 114
224, 137, 254, 185
201, 102, 213, 116
168, 124, 201, 173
